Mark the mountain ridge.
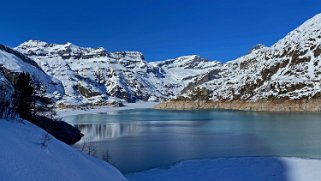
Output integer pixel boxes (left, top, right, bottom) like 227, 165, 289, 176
0, 13, 319, 110
15, 41, 222, 106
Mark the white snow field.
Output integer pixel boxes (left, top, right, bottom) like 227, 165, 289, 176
0, 119, 127, 181
126, 157, 321, 181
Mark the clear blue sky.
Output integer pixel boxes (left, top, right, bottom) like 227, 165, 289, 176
0, 0, 320, 62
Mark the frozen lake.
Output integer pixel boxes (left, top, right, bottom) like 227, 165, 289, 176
63, 109, 321, 173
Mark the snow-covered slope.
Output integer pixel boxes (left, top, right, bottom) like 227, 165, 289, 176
0, 119, 126, 181
15, 41, 222, 105
188, 13, 321, 101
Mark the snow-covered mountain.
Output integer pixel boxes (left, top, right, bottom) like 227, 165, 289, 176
5, 13, 321, 106
15, 41, 222, 106
188, 13, 321, 101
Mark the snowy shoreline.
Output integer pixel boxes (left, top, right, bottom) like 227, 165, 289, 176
126, 156, 321, 181
57, 102, 159, 118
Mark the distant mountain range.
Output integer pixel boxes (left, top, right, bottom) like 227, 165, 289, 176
1, 13, 321, 108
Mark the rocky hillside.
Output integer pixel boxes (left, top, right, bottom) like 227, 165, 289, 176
178, 13, 321, 103
15, 41, 222, 106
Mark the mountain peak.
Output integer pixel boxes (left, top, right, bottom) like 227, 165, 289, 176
173, 55, 208, 65
273, 14, 321, 48
19, 40, 50, 48
16, 41, 108, 59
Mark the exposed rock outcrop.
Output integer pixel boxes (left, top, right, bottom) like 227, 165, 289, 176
32, 116, 83, 145
155, 99, 321, 112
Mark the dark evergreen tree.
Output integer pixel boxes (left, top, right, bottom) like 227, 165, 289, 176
31, 78, 43, 118
13, 72, 33, 120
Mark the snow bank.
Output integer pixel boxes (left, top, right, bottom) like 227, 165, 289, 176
57, 102, 159, 117
0, 119, 127, 181
126, 157, 321, 181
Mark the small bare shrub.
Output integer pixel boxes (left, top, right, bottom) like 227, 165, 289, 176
40, 133, 52, 149
80, 141, 96, 156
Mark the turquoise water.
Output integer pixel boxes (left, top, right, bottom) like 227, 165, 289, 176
63, 109, 321, 173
